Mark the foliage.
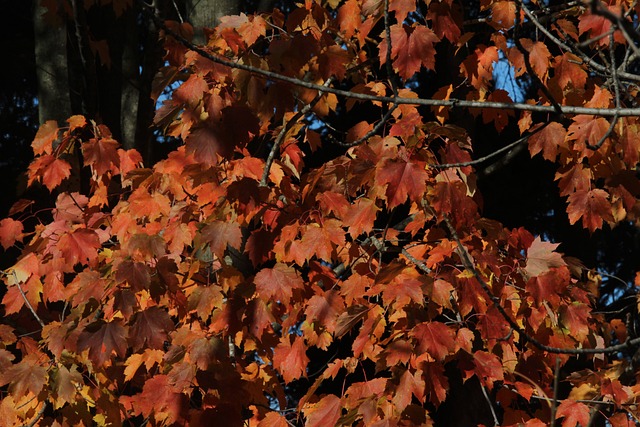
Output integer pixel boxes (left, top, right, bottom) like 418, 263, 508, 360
2, 0, 640, 425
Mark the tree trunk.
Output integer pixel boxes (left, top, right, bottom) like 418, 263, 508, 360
33, 1, 71, 125
185, 0, 238, 44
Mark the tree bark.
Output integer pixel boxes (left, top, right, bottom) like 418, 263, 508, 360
33, 1, 71, 125
185, 0, 238, 44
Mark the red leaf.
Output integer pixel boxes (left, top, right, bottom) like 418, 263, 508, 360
473, 351, 504, 388
78, 319, 128, 366
258, 412, 289, 427
553, 53, 587, 90
411, 321, 456, 361
82, 137, 120, 176
428, 2, 461, 43
57, 229, 101, 266
28, 154, 72, 191
560, 302, 590, 342
555, 400, 590, 427
393, 369, 425, 412
389, 0, 416, 23
303, 394, 342, 427
0, 218, 23, 250
376, 154, 428, 208
254, 263, 304, 305
199, 220, 243, 259
273, 335, 309, 383
528, 122, 566, 161
380, 24, 439, 80
556, 164, 591, 197
0, 354, 47, 399
129, 306, 175, 351
343, 197, 379, 236
567, 189, 613, 232
524, 236, 566, 278
120, 374, 187, 425
491, 1, 516, 30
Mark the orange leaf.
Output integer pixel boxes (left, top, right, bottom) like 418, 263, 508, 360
254, 263, 304, 305
32, 120, 58, 155
0, 354, 47, 399
0, 218, 23, 250
57, 229, 101, 266
411, 321, 456, 361
567, 189, 613, 232
28, 154, 71, 191
376, 154, 428, 208
302, 394, 342, 427
273, 335, 309, 383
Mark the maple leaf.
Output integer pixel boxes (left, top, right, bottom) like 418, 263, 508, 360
428, 2, 461, 43
376, 154, 428, 208
57, 228, 101, 266
560, 302, 590, 342
393, 369, 425, 412
337, 0, 361, 39
528, 122, 566, 162
0, 218, 23, 249
78, 319, 128, 366
272, 335, 309, 383
553, 53, 587, 90
198, 220, 243, 259
556, 164, 591, 197
116, 260, 151, 292
423, 361, 449, 405
83, 137, 120, 176
188, 284, 224, 321
342, 197, 379, 236
567, 189, 613, 232
473, 351, 504, 388
254, 263, 304, 305
555, 399, 590, 427
129, 306, 175, 351
258, 412, 290, 427
123, 349, 164, 382
302, 394, 342, 427
0, 354, 48, 399
520, 39, 551, 80
120, 374, 188, 425
390, 0, 416, 23
51, 365, 83, 407
411, 321, 456, 361
524, 236, 567, 278
380, 24, 439, 80
491, 1, 515, 30
27, 154, 72, 191
32, 120, 58, 155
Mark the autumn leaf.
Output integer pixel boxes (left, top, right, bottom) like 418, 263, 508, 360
528, 122, 566, 161
198, 220, 243, 258
302, 394, 342, 427
380, 24, 439, 80
57, 228, 101, 266
567, 189, 613, 232
524, 236, 567, 278
411, 321, 456, 361
560, 302, 591, 342
82, 137, 120, 176
272, 335, 309, 383
129, 306, 175, 351
0, 218, 23, 249
27, 154, 71, 191
376, 154, 428, 208
78, 320, 128, 366
0, 354, 47, 399
254, 263, 304, 305
473, 351, 504, 388
555, 399, 591, 427
32, 120, 58, 155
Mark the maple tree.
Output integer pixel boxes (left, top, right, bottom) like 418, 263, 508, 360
3, 0, 640, 425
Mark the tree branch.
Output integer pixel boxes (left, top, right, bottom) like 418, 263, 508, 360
137, 1, 640, 117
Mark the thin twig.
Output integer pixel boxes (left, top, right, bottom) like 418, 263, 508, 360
518, 1, 640, 83
588, 34, 621, 150
480, 385, 500, 427
550, 357, 561, 427
21, 401, 47, 427
260, 78, 334, 186
13, 273, 45, 328
431, 123, 548, 169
